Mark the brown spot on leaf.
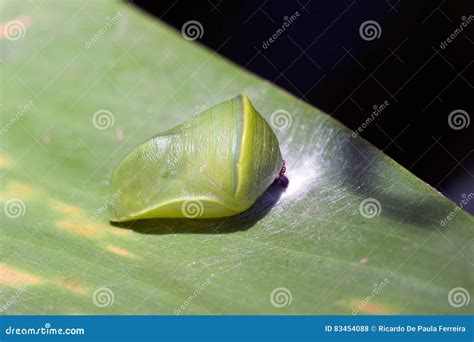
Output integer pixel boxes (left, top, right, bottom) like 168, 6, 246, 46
105, 245, 137, 258
56, 219, 131, 239
56, 220, 103, 238
340, 298, 392, 314
50, 200, 84, 217
0, 182, 38, 203
0, 155, 11, 168
6, 182, 34, 197
0, 263, 41, 288
56, 278, 87, 295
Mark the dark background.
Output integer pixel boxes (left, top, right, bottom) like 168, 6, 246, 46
129, 0, 474, 213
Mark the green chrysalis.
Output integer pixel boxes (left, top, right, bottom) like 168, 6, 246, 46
109, 94, 284, 221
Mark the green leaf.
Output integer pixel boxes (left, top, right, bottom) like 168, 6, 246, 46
1, 0, 472, 315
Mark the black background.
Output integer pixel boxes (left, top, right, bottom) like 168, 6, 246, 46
130, 0, 473, 213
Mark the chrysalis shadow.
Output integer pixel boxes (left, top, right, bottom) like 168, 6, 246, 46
111, 176, 289, 235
